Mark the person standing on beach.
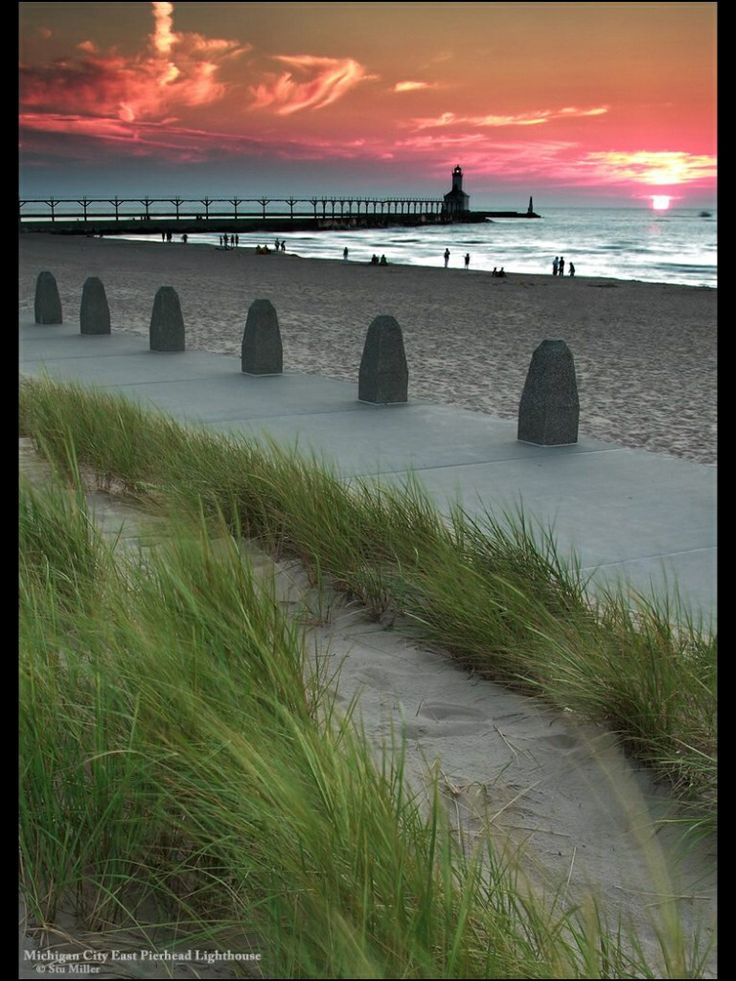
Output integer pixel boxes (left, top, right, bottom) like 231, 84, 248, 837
444, 248, 450, 268
343, 247, 349, 261
569, 262, 575, 277
559, 256, 565, 277
553, 256, 559, 276
464, 253, 470, 269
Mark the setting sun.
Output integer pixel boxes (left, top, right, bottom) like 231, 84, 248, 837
650, 195, 672, 210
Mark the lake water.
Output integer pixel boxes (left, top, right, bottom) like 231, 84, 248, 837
119, 206, 716, 288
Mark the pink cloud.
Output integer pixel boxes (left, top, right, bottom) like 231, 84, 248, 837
20, 1, 250, 125
20, 112, 391, 164
249, 55, 377, 114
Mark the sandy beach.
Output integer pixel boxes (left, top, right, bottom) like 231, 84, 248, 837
19, 233, 716, 464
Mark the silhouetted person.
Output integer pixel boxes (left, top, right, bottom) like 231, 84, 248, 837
464, 253, 470, 269
569, 262, 576, 277
559, 256, 565, 276
380, 254, 388, 265
492, 267, 498, 277
444, 248, 450, 268
275, 238, 280, 250
281, 240, 285, 252
182, 233, 188, 244
161, 231, 166, 243
498, 267, 506, 277
552, 256, 559, 276
343, 246, 349, 261
370, 254, 379, 265
235, 234, 239, 246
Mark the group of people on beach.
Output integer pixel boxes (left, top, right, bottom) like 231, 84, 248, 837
274, 238, 287, 251
442, 248, 506, 276
218, 234, 239, 249
552, 255, 575, 277
370, 254, 388, 265
157, 231, 188, 244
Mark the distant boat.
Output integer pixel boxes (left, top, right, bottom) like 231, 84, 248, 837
699, 210, 712, 217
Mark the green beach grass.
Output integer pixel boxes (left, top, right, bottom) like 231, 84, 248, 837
20, 466, 709, 978
19, 377, 716, 976
19, 377, 716, 820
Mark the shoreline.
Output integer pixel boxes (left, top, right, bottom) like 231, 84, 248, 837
23, 229, 717, 290
19, 233, 717, 464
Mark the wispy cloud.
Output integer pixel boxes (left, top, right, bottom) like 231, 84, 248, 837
249, 55, 377, 114
409, 106, 609, 130
393, 80, 433, 93
20, 112, 392, 164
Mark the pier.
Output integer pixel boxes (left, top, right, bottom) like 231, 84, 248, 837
19, 195, 454, 235
19, 191, 540, 236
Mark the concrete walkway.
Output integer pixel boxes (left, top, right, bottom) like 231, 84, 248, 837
19, 320, 716, 620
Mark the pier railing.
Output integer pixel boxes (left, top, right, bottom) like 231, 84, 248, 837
19, 196, 447, 223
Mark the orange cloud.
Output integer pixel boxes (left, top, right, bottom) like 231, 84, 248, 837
20, 1, 250, 126
152, 1, 176, 55
249, 55, 377, 114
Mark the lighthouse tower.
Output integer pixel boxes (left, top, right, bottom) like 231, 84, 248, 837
443, 164, 470, 217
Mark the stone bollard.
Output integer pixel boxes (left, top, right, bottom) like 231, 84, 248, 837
80, 277, 111, 335
517, 339, 579, 445
241, 299, 283, 374
358, 315, 408, 404
34, 271, 63, 324
149, 286, 185, 351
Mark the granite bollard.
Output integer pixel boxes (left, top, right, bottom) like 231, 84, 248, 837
241, 299, 283, 374
34, 271, 62, 324
517, 339, 579, 445
358, 315, 409, 404
149, 287, 185, 351
80, 277, 111, 335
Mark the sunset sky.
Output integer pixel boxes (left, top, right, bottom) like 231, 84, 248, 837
19, 2, 717, 208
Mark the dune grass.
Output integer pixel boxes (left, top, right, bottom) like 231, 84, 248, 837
19, 377, 716, 829
20, 461, 713, 978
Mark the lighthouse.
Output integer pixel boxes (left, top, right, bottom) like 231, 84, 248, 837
443, 165, 470, 217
